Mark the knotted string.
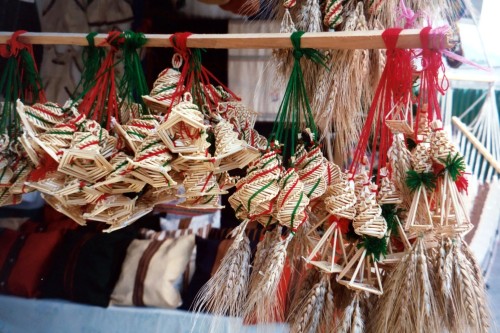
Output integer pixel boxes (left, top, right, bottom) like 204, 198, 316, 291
269, 31, 327, 167
78, 31, 124, 130
167, 32, 240, 113
349, 28, 414, 185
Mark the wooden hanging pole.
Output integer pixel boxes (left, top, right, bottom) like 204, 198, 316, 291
0, 29, 452, 50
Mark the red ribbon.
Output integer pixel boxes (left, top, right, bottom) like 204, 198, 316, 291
166, 32, 240, 113
350, 28, 414, 186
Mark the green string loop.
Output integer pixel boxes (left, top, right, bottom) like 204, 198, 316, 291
269, 31, 328, 167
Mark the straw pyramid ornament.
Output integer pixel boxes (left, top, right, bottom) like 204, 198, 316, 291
303, 218, 348, 273
336, 242, 384, 295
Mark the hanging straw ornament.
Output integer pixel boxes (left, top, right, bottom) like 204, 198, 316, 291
157, 93, 209, 154
275, 168, 310, 230
405, 116, 436, 231
352, 183, 387, 239
93, 152, 146, 194
177, 170, 226, 209
324, 169, 357, 220
0, 31, 46, 206
129, 135, 177, 188
294, 144, 327, 200
387, 132, 413, 209
156, 32, 239, 114
324, 0, 344, 29
113, 115, 160, 154
430, 120, 472, 234
233, 150, 282, 225
212, 117, 260, 173
142, 54, 183, 113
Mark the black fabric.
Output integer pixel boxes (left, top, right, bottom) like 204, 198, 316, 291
41, 226, 135, 307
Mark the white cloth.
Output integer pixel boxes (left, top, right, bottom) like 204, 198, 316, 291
0, 295, 288, 333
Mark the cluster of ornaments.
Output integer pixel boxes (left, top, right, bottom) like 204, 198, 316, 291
12, 58, 266, 232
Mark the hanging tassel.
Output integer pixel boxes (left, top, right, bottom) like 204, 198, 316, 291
191, 219, 251, 331
77, 31, 123, 130
118, 30, 149, 116
73, 32, 106, 97
244, 228, 291, 324
167, 32, 239, 114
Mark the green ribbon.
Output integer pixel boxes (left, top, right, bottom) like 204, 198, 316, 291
269, 31, 328, 167
405, 170, 437, 193
358, 236, 388, 262
73, 32, 106, 98
439, 153, 466, 181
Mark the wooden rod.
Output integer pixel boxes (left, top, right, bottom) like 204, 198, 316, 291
0, 30, 452, 50
452, 116, 500, 174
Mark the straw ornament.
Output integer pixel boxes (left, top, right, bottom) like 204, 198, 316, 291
295, 145, 327, 200
388, 133, 413, 209
178, 170, 226, 209
324, 170, 357, 220
353, 183, 387, 239
411, 138, 433, 173
324, 0, 343, 29
142, 60, 182, 112
23, 102, 65, 133
430, 120, 458, 162
157, 94, 209, 154
235, 151, 281, 222
275, 168, 309, 230
377, 167, 402, 205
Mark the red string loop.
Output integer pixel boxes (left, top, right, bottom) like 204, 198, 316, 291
0, 30, 29, 58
